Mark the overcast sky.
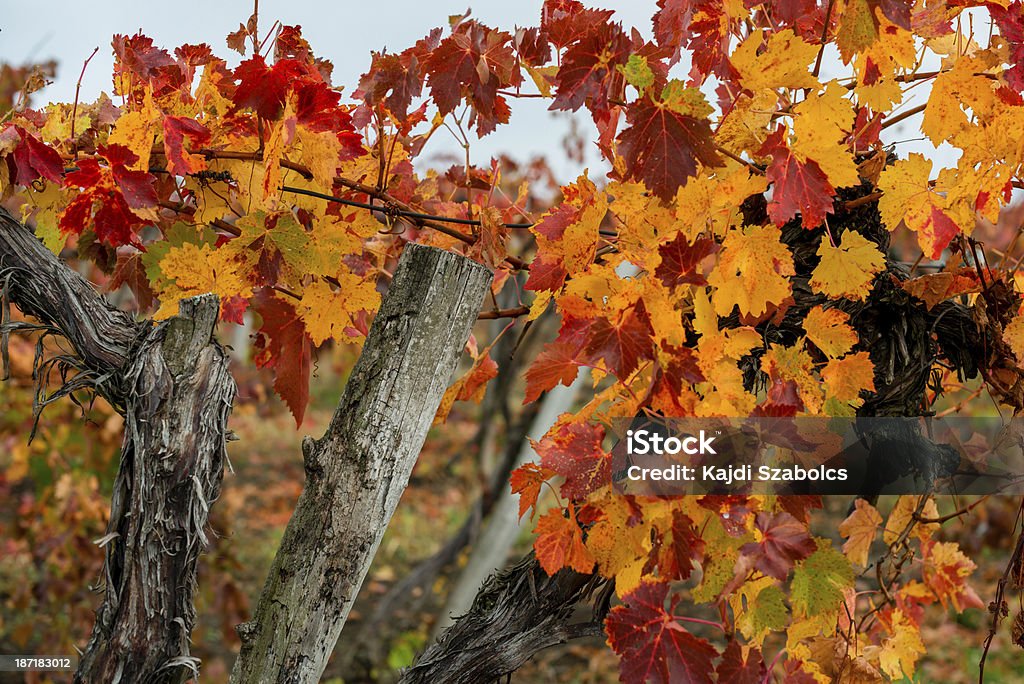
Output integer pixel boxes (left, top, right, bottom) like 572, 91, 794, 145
0, 1, 976, 183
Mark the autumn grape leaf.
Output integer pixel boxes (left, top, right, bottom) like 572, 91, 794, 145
991, 3, 1024, 91
232, 56, 310, 120
1005, 314, 1024, 362
759, 126, 835, 229
803, 306, 858, 359
921, 539, 984, 611
11, 126, 65, 185
731, 29, 820, 92
652, 509, 705, 581
715, 639, 766, 684
809, 231, 885, 301
534, 420, 609, 501
424, 20, 518, 135
585, 299, 656, 378
883, 495, 939, 545
226, 210, 313, 285
550, 22, 630, 114
655, 233, 718, 289
616, 85, 722, 201
790, 540, 854, 618
878, 609, 925, 680
534, 506, 595, 575
510, 462, 555, 520
821, 351, 875, 406
252, 290, 313, 427
838, 499, 882, 567
295, 275, 379, 347
901, 268, 984, 310
523, 340, 584, 404
877, 153, 962, 259
707, 224, 795, 318
59, 145, 158, 247
605, 581, 719, 684
525, 174, 607, 292
740, 511, 817, 580
735, 581, 789, 646
163, 116, 212, 175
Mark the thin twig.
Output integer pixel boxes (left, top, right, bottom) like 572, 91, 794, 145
70, 47, 99, 161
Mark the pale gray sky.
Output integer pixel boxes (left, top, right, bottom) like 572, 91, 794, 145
0, 1, 983, 183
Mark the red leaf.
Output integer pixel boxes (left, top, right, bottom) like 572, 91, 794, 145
550, 22, 630, 115
163, 116, 212, 175
992, 3, 1024, 91
523, 340, 582, 404
716, 639, 766, 684
534, 506, 595, 575
535, 421, 609, 501
510, 462, 555, 519
654, 510, 705, 581
252, 291, 312, 426
99, 144, 159, 210
740, 511, 816, 580
689, 5, 736, 81
232, 56, 310, 120
655, 233, 718, 288
424, 21, 518, 135
584, 299, 655, 378
759, 126, 836, 229
357, 51, 424, 121
605, 582, 718, 684
542, 0, 615, 49
523, 255, 569, 292
92, 191, 145, 246
776, 495, 824, 524
12, 127, 64, 185
652, 0, 696, 57
617, 95, 721, 201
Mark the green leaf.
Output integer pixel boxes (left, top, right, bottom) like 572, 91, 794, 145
619, 54, 655, 96
790, 539, 854, 618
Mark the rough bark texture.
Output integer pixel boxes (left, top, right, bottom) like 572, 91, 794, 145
230, 243, 492, 684
75, 294, 235, 684
401, 554, 611, 684
0, 208, 137, 404
0, 209, 235, 684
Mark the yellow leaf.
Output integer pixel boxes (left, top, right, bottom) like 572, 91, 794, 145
715, 89, 776, 156
839, 499, 882, 567
836, 0, 879, 62
107, 87, 161, 170
707, 224, 795, 317
732, 29, 820, 92
883, 496, 939, 546
809, 231, 884, 301
821, 351, 875, 406
154, 243, 251, 320
804, 306, 858, 359
852, 18, 916, 110
923, 53, 1001, 146
878, 609, 925, 680
296, 274, 380, 346
1004, 314, 1024, 362
296, 127, 342, 192
791, 82, 860, 189
877, 153, 964, 259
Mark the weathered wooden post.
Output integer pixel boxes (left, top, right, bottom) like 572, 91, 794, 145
230, 243, 492, 683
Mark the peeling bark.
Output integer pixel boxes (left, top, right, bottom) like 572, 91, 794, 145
0, 210, 235, 683
75, 293, 235, 684
401, 554, 611, 684
230, 243, 492, 683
